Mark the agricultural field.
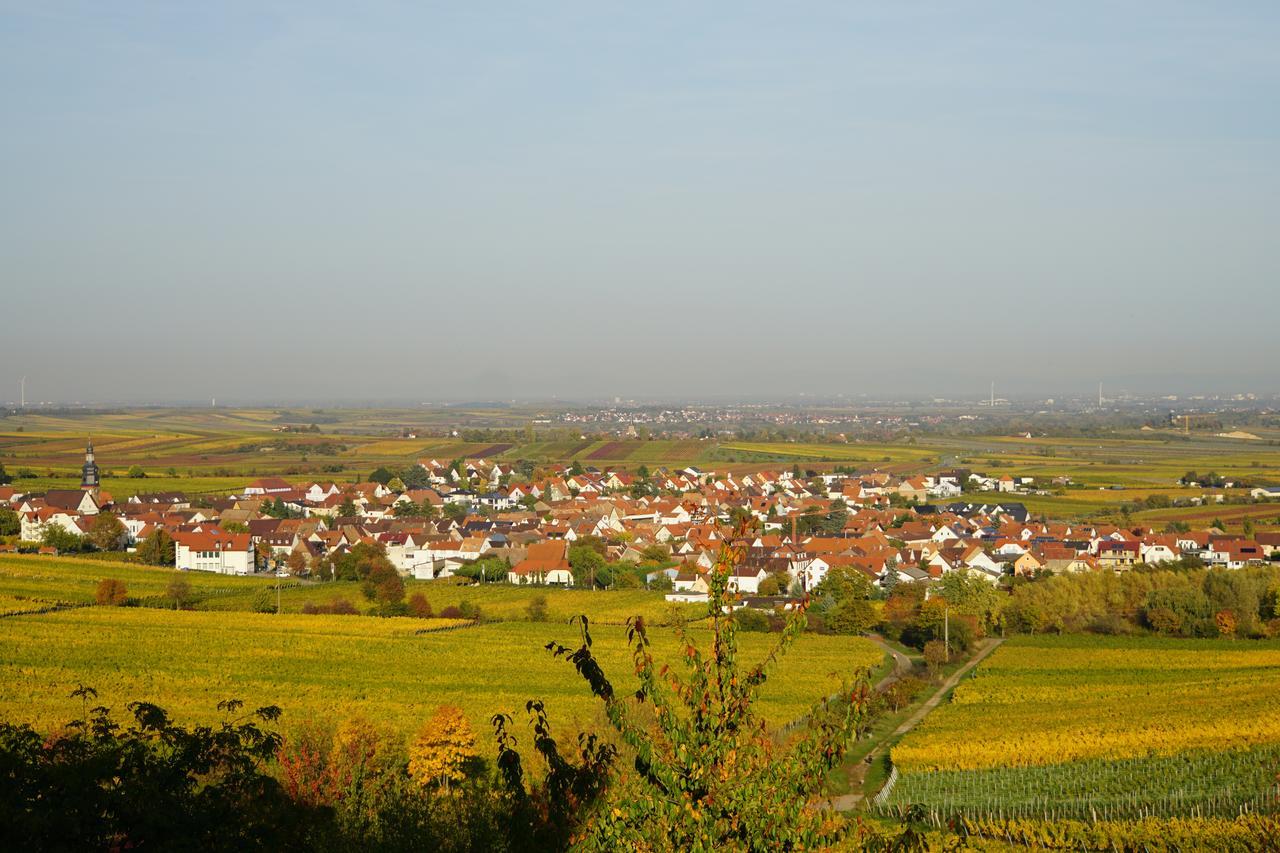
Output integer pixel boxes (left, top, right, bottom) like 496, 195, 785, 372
0, 555, 697, 623
0, 554, 272, 608
204, 577, 703, 624
0, 607, 881, 752
880, 635, 1280, 820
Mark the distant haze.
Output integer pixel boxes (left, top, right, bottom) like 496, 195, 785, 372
3, 3, 1278, 404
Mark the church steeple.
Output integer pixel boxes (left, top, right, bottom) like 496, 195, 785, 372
81, 437, 100, 493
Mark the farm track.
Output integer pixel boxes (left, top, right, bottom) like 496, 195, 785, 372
822, 637, 1003, 813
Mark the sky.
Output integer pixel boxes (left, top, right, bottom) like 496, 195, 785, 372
2, 2, 1278, 404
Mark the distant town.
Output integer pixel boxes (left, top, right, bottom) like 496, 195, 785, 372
5, 437, 1277, 603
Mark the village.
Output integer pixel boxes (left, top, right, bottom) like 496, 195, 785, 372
3, 439, 1277, 606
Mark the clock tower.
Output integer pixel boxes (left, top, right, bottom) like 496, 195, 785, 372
81, 437, 101, 497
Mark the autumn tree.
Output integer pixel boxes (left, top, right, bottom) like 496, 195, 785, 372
361, 560, 404, 611
1215, 609, 1238, 639
407, 592, 433, 618
86, 512, 127, 552
504, 524, 873, 850
95, 578, 128, 606
164, 576, 191, 610
408, 705, 479, 791
324, 715, 403, 812
285, 549, 308, 577
135, 528, 175, 566
923, 639, 948, 677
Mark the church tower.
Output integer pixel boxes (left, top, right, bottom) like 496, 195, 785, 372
81, 437, 100, 498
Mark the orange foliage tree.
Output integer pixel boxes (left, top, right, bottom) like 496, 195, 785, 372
408, 705, 477, 790
95, 578, 128, 606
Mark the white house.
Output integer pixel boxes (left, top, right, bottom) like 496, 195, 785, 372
172, 531, 255, 575
726, 565, 769, 595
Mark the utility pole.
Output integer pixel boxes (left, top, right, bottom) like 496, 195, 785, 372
944, 603, 950, 662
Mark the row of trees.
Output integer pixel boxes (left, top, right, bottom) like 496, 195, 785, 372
1004, 564, 1280, 638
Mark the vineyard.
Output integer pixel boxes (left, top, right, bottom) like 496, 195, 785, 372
949, 815, 1280, 851
0, 554, 271, 607
879, 635, 1280, 822
879, 747, 1280, 823
0, 554, 698, 622
0, 607, 881, 751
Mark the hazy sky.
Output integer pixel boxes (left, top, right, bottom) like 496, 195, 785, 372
3, 2, 1278, 404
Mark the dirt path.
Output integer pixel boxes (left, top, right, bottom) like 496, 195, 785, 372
867, 634, 913, 692
822, 637, 1004, 812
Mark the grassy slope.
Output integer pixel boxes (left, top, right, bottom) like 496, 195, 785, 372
0, 607, 880, 750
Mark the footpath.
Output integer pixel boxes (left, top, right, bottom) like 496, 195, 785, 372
821, 637, 1004, 812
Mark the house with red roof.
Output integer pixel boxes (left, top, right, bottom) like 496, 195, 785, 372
173, 529, 255, 574
508, 540, 574, 585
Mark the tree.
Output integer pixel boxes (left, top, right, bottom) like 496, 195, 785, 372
41, 525, 85, 554
368, 467, 394, 485
568, 545, 606, 589
881, 564, 900, 593
135, 529, 176, 566
525, 594, 549, 622
399, 465, 432, 490
814, 564, 874, 605
826, 597, 876, 635
0, 463, 10, 485
275, 549, 303, 577
337, 498, 358, 518
407, 592, 433, 618
1215, 609, 1238, 639
1145, 606, 1182, 635
332, 541, 387, 582
639, 543, 670, 564
0, 697, 297, 850
127, 465, 147, 479
86, 513, 127, 552
0, 507, 19, 537
394, 499, 437, 519
757, 573, 785, 596
164, 576, 191, 610
567, 459, 584, 476
934, 568, 1005, 634
408, 705, 478, 791
362, 561, 404, 611
443, 502, 468, 523
96, 578, 128, 606
923, 639, 948, 677
502, 532, 873, 850
1243, 518, 1256, 538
